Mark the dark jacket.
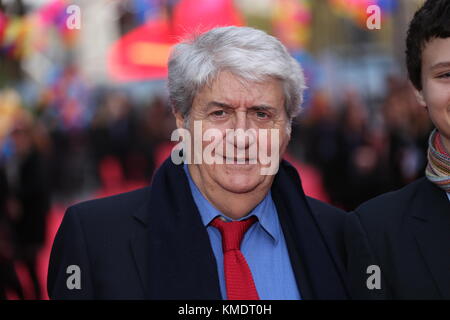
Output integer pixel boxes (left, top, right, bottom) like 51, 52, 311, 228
353, 177, 450, 299
48, 158, 355, 299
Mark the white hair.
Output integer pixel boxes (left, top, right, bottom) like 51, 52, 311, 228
167, 26, 306, 123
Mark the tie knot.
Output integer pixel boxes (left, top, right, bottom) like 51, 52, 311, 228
210, 216, 258, 252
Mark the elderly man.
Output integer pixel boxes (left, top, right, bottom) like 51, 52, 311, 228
48, 26, 352, 300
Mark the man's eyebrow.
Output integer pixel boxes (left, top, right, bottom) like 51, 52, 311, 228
249, 105, 277, 112
206, 101, 233, 110
206, 101, 277, 112
430, 61, 450, 71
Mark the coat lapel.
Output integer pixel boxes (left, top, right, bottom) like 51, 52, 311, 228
130, 205, 151, 298
272, 161, 349, 299
130, 158, 349, 299
410, 179, 450, 299
131, 159, 221, 299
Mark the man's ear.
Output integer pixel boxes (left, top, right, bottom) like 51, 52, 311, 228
413, 88, 427, 108
173, 110, 186, 129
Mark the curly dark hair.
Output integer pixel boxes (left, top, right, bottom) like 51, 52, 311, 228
406, 0, 450, 90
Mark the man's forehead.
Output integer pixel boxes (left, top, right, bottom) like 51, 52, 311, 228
196, 77, 283, 105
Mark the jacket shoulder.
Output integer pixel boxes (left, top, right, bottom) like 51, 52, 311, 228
68, 186, 151, 224
307, 196, 348, 220
306, 197, 348, 246
354, 178, 426, 222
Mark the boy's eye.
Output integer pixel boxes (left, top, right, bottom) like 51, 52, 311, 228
437, 72, 450, 78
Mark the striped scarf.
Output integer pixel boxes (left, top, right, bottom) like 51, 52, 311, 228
425, 129, 450, 193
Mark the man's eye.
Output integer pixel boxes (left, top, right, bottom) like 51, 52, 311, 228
256, 111, 269, 119
211, 110, 226, 117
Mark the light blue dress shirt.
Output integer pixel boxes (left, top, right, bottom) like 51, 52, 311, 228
447, 192, 450, 202
183, 164, 301, 300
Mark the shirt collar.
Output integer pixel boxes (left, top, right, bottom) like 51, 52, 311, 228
183, 164, 280, 244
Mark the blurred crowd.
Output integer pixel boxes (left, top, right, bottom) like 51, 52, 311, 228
292, 76, 432, 210
0, 81, 176, 299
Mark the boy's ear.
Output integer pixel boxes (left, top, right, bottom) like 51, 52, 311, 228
413, 88, 427, 108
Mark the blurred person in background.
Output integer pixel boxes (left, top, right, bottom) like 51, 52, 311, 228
3, 110, 51, 300
333, 91, 397, 210
0, 166, 24, 300
293, 91, 339, 203
381, 78, 431, 190
351, 0, 450, 299
89, 89, 140, 183
134, 96, 176, 177
297, 89, 402, 211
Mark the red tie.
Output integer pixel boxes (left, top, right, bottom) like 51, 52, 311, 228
210, 216, 259, 300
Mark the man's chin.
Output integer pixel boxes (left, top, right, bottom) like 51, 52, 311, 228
218, 173, 262, 194
221, 183, 259, 194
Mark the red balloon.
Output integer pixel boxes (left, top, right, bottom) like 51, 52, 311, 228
108, 19, 175, 81
173, 0, 244, 37
108, 0, 244, 82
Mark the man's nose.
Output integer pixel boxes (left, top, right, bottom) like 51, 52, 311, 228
233, 111, 248, 131
226, 112, 255, 150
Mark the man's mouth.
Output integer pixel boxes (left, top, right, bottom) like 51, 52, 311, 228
221, 155, 258, 164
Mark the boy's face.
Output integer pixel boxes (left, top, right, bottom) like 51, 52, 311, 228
416, 37, 450, 151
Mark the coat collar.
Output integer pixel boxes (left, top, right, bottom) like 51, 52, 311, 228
410, 178, 450, 299
272, 161, 349, 299
410, 178, 449, 221
131, 158, 348, 299
183, 163, 280, 244
131, 158, 221, 299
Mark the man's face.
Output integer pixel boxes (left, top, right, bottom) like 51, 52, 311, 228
416, 37, 450, 151
176, 71, 290, 194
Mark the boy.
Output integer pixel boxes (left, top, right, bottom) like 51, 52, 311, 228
352, 0, 450, 299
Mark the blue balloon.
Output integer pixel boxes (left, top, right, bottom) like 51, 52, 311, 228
377, 0, 398, 13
